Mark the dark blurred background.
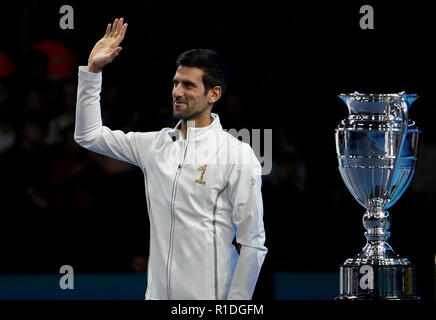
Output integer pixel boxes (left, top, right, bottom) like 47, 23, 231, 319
0, 1, 435, 300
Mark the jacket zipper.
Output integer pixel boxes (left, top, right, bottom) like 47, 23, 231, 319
167, 138, 189, 299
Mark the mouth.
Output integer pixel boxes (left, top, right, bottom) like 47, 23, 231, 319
174, 102, 187, 107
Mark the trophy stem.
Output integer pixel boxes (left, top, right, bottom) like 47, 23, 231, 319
363, 205, 390, 243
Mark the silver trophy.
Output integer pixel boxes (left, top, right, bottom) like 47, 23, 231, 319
335, 92, 420, 300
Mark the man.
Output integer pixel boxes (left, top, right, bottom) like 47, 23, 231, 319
75, 18, 267, 300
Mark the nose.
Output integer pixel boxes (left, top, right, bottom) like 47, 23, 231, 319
173, 83, 184, 98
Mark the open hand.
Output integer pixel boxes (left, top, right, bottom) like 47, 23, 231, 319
87, 18, 128, 73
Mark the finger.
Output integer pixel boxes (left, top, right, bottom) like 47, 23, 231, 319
115, 23, 128, 44
111, 23, 127, 47
104, 23, 111, 37
114, 17, 124, 37
110, 18, 119, 36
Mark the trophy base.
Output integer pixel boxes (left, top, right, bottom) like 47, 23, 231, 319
336, 264, 420, 300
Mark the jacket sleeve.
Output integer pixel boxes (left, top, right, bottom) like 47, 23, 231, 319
74, 66, 154, 166
227, 143, 267, 300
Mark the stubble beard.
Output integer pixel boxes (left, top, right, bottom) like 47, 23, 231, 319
172, 106, 191, 121
173, 102, 205, 122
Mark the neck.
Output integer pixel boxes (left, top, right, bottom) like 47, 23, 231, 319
180, 113, 214, 139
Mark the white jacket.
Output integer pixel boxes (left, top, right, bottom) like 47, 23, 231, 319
74, 66, 267, 300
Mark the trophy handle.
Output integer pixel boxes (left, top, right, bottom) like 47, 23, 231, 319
385, 95, 409, 201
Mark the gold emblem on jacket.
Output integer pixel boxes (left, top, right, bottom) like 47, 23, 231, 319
195, 165, 207, 184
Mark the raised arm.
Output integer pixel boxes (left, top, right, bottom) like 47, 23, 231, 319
74, 18, 154, 167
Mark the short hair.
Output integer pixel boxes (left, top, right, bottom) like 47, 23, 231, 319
175, 49, 229, 97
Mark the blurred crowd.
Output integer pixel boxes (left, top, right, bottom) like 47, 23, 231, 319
0, 43, 149, 274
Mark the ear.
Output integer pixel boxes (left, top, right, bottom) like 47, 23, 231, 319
208, 86, 222, 104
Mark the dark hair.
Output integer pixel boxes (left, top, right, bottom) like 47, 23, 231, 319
175, 49, 229, 98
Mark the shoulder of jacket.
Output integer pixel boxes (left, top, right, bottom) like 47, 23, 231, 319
221, 131, 258, 163
222, 130, 245, 147
125, 130, 164, 149
153, 127, 174, 143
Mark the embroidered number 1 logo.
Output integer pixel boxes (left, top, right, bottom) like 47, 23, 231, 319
195, 165, 207, 184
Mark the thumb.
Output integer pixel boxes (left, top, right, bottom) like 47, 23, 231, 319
111, 47, 123, 58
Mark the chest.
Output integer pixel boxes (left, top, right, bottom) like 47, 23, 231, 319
146, 139, 230, 211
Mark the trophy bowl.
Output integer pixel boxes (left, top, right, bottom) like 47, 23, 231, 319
335, 92, 420, 300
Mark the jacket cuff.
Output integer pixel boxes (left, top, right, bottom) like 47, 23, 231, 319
78, 66, 102, 81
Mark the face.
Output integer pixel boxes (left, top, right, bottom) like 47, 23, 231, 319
172, 66, 220, 121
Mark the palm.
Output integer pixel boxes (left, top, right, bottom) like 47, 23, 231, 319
88, 18, 128, 70
90, 40, 119, 66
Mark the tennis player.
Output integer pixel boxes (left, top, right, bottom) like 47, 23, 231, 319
74, 18, 267, 300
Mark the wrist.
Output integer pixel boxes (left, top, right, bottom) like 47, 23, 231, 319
87, 63, 102, 73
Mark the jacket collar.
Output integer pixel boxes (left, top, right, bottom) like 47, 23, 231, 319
170, 113, 222, 142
